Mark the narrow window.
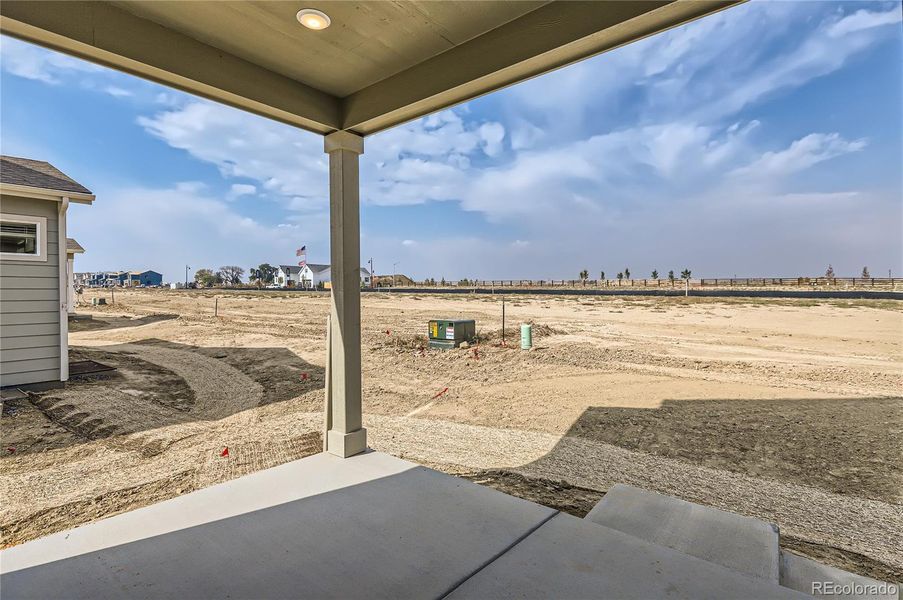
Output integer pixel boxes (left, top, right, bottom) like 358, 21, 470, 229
0, 221, 38, 254
0, 214, 47, 261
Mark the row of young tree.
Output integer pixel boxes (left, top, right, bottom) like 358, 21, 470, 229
825, 265, 874, 279
578, 268, 691, 283
577, 265, 876, 282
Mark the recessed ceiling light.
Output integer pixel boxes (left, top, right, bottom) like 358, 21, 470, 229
296, 8, 331, 30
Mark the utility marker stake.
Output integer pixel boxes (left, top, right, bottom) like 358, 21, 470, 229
214, 297, 218, 317
502, 296, 506, 346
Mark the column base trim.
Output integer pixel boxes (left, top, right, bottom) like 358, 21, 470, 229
326, 428, 368, 458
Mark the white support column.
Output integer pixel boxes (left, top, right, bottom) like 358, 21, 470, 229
324, 130, 367, 458
67, 256, 76, 313
58, 197, 69, 382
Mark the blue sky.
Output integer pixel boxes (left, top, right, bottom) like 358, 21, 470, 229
1, 1, 901, 282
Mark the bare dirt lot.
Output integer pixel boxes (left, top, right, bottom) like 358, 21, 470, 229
2, 289, 901, 581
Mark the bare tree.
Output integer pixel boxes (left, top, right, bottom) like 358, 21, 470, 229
217, 265, 245, 285
824, 264, 835, 279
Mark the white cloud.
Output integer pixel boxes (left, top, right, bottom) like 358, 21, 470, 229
732, 133, 867, 178
103, 86, 133, 98
510, 120, 545, 151
137, 101, 327, 209
175, 181, 207, 193
228, 183, 257, 199
364, 110, 506, 206
497, 2, 900, 138
828, 7, 902, 38
401, 239, 417, 246
478, 122, 505, 157
0, 36, 102, 84
136, 99, 509, 213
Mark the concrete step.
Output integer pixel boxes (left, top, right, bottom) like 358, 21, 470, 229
450, 512, 810, 599
780, 551, 899, 600
585, 483, 780, 582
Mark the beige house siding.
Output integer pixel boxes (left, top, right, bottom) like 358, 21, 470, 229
0, 194, 62, 387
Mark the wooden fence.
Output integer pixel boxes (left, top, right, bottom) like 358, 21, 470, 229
412, 277, 901, 289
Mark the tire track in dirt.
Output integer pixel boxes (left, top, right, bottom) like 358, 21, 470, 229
113, 344, 263, 420
2, 344, 270, 546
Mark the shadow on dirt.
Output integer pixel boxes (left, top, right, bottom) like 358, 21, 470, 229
456, 397, 902, 582
558, 396, 902, 504
68, 314, 180, 333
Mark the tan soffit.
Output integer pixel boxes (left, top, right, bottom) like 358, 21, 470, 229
0, 1, 741, 136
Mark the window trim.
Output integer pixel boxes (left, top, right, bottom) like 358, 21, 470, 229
0, 213, 48, 262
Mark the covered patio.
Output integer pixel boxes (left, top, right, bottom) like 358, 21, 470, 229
0, 0, 740, 459
0, 1, 869, 598
2, 450, 808, 599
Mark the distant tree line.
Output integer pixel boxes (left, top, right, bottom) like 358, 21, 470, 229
579, 267, 691, 285
194, 265, 245, 287
250, 263, 277, 285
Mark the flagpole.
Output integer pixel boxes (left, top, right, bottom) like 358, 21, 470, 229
297, 245, 308, 288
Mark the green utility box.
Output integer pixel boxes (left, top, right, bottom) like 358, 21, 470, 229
428, 319, 476, 350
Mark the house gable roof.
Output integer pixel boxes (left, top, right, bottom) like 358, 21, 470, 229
1, 155, 93, 195
306, 263, 330, 274
66, 238, 85, 254
279, 264, 369, 276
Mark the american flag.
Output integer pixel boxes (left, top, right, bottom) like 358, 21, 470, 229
296, 246, 306, 256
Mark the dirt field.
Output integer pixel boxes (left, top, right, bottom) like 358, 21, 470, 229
2, 289, 901, 581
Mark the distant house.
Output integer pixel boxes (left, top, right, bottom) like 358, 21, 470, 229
65, 238, 85, 313
0, 155, 94, 388
120, 270, 162, 287
87, 271, 120, 287
275, 264, 371, 288
275, 265, 303, 288
73, 271, 93, 286
81, 270, 162, 287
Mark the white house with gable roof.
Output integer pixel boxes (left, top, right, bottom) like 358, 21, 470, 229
275, 263, 370, 288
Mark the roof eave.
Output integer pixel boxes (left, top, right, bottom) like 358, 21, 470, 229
0, 182, 95, 204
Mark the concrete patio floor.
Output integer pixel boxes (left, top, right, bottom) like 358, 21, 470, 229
1, 450, 810, 599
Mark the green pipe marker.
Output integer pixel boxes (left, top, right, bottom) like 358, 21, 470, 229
521, 323, 532, 350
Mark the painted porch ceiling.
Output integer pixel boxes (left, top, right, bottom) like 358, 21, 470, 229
114, 1, 549, 99
0, 0, 740, 136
